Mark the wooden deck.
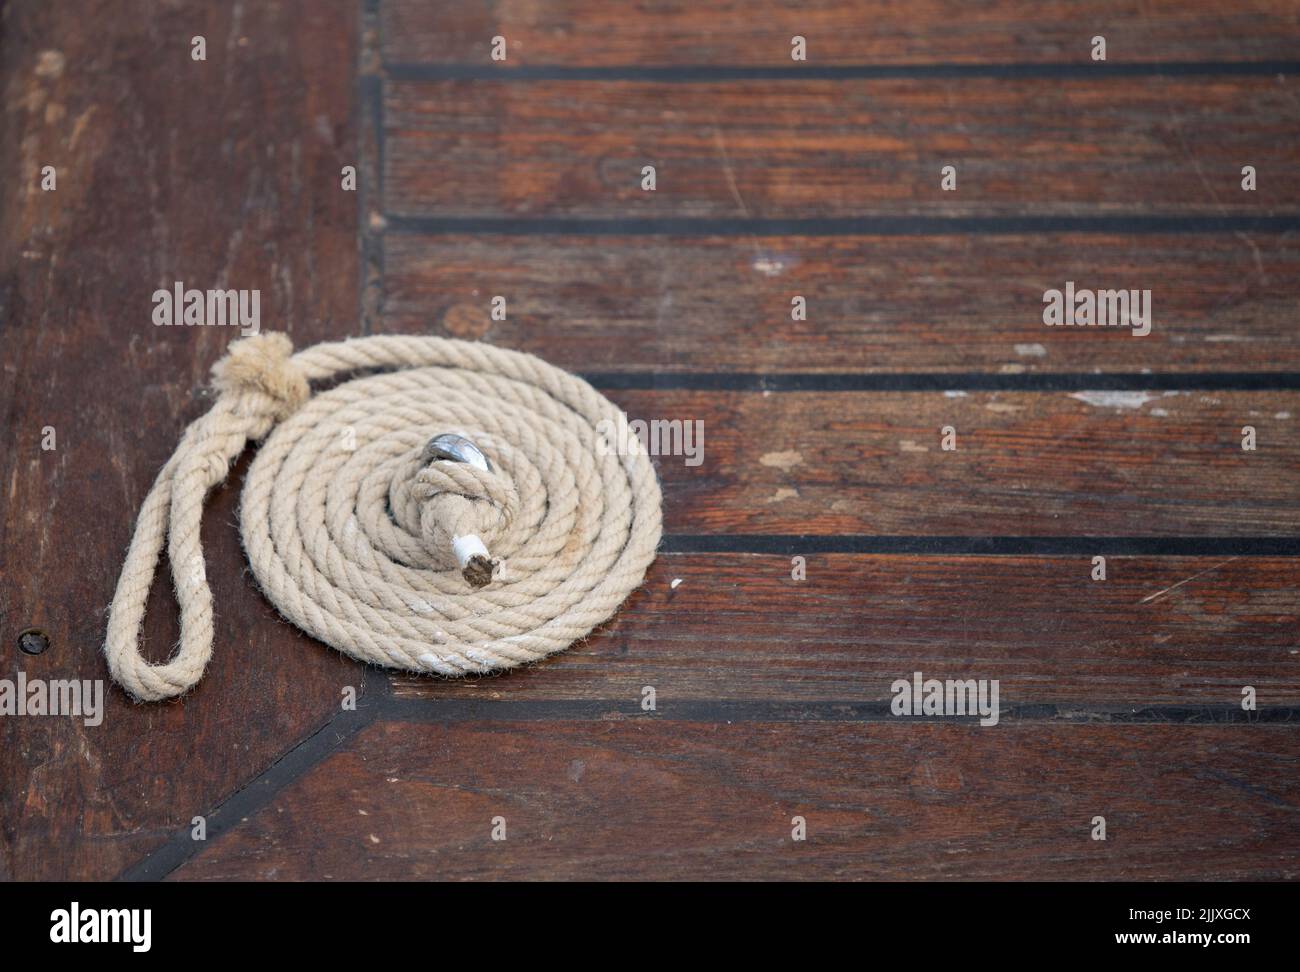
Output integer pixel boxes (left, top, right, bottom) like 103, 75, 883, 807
1, 0, 1297, 881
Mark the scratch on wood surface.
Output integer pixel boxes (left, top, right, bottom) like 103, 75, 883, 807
710, 123, 749, 218
1138, 558, 1240, 605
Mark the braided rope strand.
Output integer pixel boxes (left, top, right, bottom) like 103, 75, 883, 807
104, 333, 662, 702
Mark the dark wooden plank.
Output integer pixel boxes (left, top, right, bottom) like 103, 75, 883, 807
0, 0, 360, 880
388, 553, 1300, 706
384, 232, 1300, 372
571, 389, 1298, 536
383, 77, 1300, 218
382, 0, 1300, 67
171, 720, 1300, 880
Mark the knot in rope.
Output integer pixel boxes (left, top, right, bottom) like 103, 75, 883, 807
105, 333, 662, 702
209, 331, 309, 422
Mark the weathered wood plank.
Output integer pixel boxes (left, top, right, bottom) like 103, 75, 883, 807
171, 720, 1300, 880
6, 0, 1299, 887
383, 77, 1300, 218
382, 0, 1300, 67
0, 0, 360, 880
568, 389, 1298, 536
387, 553, 1300, 706
383, 232, 1300, 372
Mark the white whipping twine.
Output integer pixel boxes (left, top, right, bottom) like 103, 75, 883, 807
105, 333, 662, 702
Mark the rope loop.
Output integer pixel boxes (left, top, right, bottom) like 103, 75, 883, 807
105, 332, 662, 701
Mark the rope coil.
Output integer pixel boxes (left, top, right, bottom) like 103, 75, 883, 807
105, 333, 663, 702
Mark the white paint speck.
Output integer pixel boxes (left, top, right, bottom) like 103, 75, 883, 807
670, 578, 682, 589
1069, 391, 1161, 410
35, 50, 65, 79
765, 487, 799, 503
759, 450, 803, 471
1014, 343, 1047, 357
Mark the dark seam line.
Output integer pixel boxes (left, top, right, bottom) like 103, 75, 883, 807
383, 61, 1300, 82
657, 536, 1300, 556
382, 215, 1300, 236
357, 70, 381, 337
114, 679, 388, 882
377, 696, 1300, 725
358, 0, 387, 338
374, 64, 386, 219
583, 372, 1300, 392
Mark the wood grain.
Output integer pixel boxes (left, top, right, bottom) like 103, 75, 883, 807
579, 389, 1300, 536
382, 0, 1300, 67
170, 719, 1300, 880
4, 0, 1298, 884
384, 232, 1300, 372
387, 553, 1300, 707
0, 0, 360, 880
383, 77, 1300, 218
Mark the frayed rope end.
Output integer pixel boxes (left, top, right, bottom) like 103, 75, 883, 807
462, 554, 499, 589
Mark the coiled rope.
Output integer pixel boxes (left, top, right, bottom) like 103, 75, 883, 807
105, 333, 662, 702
